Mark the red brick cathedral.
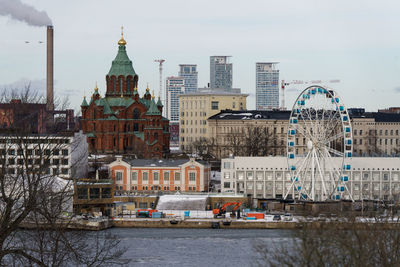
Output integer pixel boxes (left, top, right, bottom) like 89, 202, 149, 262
81, 31, 170, 158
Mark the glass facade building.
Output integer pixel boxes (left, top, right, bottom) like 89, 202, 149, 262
179, 64, 198, 94
210, 56, 232, 91
256, 62, 279, 110
166, 76, 185, 122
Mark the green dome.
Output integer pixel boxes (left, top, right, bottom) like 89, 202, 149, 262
107, 45, 137, 77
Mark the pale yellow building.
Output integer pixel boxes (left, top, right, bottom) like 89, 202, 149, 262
179, 89, 248, 151
207, 109, 400, 160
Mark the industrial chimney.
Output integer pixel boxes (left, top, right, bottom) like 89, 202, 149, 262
46, 25, 54, 112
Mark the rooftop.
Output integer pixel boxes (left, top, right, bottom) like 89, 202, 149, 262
123, 158, 209, 167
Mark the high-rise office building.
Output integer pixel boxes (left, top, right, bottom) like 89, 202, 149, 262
256, 62, 279, 110
166, 76, 185, 122
179, 64, 198, 93
210, 56, 232, 91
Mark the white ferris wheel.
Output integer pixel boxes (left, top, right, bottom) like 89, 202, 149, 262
285, 86, 354, 201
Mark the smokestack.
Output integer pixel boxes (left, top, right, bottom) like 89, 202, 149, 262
46, 25, 54, 111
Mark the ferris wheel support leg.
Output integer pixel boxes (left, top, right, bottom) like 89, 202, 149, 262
315, 151, 329, 200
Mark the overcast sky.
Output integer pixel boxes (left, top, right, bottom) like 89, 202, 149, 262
0, 0, 399, 112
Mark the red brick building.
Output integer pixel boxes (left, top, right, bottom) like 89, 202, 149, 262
81, 32, 170, 158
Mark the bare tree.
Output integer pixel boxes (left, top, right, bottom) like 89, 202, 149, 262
0, 91, 124, 266
254, 215, 400, 267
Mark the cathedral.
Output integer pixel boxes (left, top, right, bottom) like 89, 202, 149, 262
81, 30, 170, 158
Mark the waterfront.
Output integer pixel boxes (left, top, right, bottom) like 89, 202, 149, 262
107, 228, 293, 266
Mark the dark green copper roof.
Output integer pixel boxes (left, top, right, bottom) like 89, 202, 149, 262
108, 45, 137, 77
146, 98, 161, 116
81, 97, 89, 107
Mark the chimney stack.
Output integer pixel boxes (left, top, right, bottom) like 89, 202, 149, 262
46, 25, 54, 111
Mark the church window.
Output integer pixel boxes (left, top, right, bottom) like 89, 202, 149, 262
154, 133, 158, 140
113, 138, 116, 147
120, 77, 123, 92
133, 109, 139, 119
133, 123, 138, 131
127, 78, 130, 91
114, 125, 116, 131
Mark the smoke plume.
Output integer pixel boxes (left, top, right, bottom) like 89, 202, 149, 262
0, 0, 52, 26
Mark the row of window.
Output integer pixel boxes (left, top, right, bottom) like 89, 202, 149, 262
6, 167, 68, 175
4, 158, 68, 165
2, 149, 68, 156
119, 186, 195, 191
116, 171, 196, 182
354, 129, 399, 136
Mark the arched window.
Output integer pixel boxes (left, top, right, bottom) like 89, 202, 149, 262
127, 78, 130, 91
154, 132, 158, 140
133, 123, 138, 131
120, 77, 123, 92
133, 109, 139, 119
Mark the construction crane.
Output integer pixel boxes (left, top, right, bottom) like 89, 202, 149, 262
280, 79, 340, 109
154, 59, 165, 100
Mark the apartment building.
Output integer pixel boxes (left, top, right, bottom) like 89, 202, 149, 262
256, 62, 279, 110
0, 131, 88, 179
179, 88, 248, 151
109, 156, 210, 193
221, 156, 400, 201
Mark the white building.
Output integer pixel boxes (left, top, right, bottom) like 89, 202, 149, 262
256, 62, 279, 110
221, 156, 400, 201
0, 131, 88, 179
166, 76, 185, 122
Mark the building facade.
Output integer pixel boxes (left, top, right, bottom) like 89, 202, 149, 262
207, 109, 400, 159
109, 156, 210, 193
221, 156, 400, 201
179, 89, 248, 151
80, 32, 170, 158
210, 56, 232, 91
0, 131, 88, 179
207, 110, 290, 159
166, 76, 185, 122
179, 64, 198, 94
256, 62, 279, 110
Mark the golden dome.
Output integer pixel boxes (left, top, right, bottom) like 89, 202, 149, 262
118, 26, 126, 46
94, 82, 98, 92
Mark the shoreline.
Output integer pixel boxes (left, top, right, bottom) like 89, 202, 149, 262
19, 217, 400, 231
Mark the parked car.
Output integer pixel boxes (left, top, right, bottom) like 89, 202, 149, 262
273, 215, 281, 221
283, 213, 293, 221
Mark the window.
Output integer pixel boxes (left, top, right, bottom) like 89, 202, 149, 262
153, 172, 159, 181
256, 171, 263, 180
116, 172, 123, 181
175, 172, 180, 181
238, 171, 244, 180
131, 172, 137, 182
62, 159, 68, 165
164, 171, 170, 181
224, 172, 230, 179
133, 109, 139, 119
211, 101, 219, 110
143, 172, 148, 182
247, 172, 253, 180
363, 173, 369, 181
189, 172, 196, 182
61, 168, 68, 175
224, 182, 230, 188
223, 162, 231, 169
77, 188, 88, 199
62, 149, 68, 156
